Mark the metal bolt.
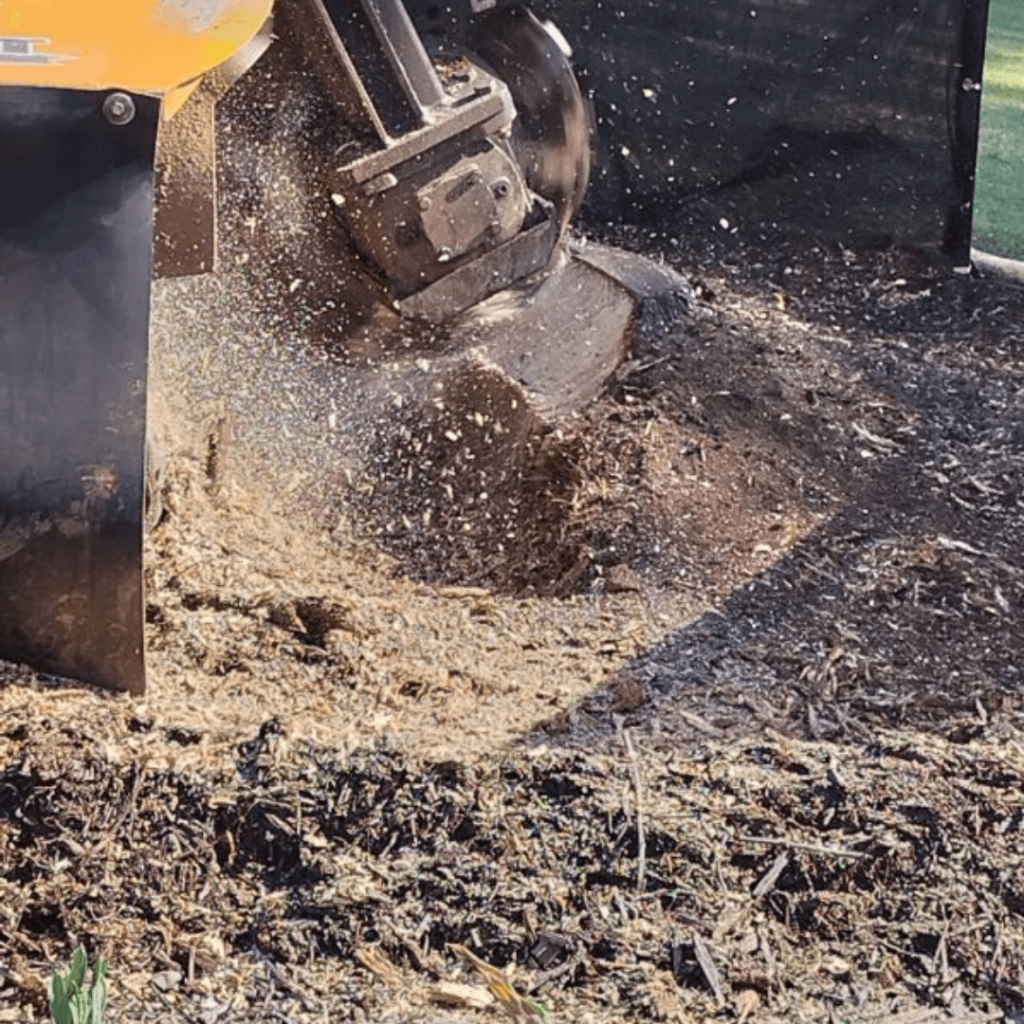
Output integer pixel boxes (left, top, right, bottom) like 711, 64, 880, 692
419, 196, 432, 211
491, 178, 511, 200
103, 92, 136, 126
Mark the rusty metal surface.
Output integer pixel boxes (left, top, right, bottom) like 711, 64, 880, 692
0, 86, 158, 693
153, 17, 273, 279
154, 82, 218, 278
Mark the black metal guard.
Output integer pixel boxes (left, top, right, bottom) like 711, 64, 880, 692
0, 86, 159, 693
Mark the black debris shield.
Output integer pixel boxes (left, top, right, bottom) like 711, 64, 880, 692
0, 86, 159, 693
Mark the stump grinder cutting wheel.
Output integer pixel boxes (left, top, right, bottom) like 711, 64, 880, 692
0, 0, 690, 693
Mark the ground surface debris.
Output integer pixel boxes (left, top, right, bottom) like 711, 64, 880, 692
2, 230, 1024, 1024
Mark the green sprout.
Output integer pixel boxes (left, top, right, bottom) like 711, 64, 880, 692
49, 946, 108, 1024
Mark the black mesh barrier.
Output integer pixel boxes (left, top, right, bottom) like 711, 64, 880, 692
537, 0, 988, 261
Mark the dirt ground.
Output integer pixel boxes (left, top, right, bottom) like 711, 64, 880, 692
3, 37, 1024, 1024
2, 220, 1024, 1024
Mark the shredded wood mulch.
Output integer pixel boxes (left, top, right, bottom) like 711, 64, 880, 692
2, 232, 1024, 1024
2, 693, 1023, 1024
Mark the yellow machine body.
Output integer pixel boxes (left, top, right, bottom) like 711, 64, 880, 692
0, 0, 272, 97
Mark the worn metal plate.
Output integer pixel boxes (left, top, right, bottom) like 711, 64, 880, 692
0, 86, 159, 693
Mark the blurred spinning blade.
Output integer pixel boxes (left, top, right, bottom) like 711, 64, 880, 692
470, 5, 592, 231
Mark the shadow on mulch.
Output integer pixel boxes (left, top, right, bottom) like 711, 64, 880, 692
559, 452, 1022, 744
526, 237, 1024, 746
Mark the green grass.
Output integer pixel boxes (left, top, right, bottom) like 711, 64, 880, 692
974, 0, 1024, 259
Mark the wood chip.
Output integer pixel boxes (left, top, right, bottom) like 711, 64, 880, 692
354, 946, 405, 988
425, 981, 494, 1009
693, 935, 725, 1003
752, 850, 790, 897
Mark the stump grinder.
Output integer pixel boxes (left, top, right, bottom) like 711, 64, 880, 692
0, 0, 689, 694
